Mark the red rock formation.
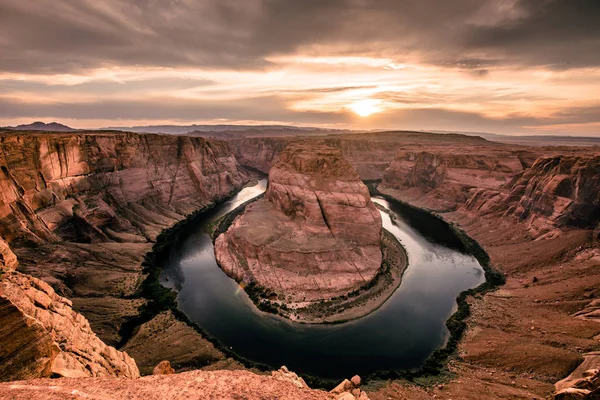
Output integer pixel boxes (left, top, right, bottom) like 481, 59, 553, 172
0, 368, 333, 400
0, 269, 139, 381
0, 131, 249, 244
380, 150, 527, 211
0, 237, 17, 271
0, 130, 251, 369
503, 156, 600, 238
461, 155, 600, 239
229, 131, 493, 180
216, 143, 382, 306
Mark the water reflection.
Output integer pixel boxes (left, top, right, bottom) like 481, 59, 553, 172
159, 182, 485, 379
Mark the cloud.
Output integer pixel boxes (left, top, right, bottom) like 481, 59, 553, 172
2, 95, 599, 135
0, 95, 351, 125
1, 0, 599, 74
1, 0, 599, 135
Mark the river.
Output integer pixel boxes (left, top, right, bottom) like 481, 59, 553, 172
159, 180, 485, 379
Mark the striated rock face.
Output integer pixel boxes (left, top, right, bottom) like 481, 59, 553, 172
461, 155, 600, 239
0, 131, 249, 244
265, 143, 382, 245
0, 237, 18, 271
502, 156, 600, 238
216, 143, 382, 305
229, 131, 492, 180
0, 130, 250, 349
0, 270, 139, 381
380, 150, 529, 211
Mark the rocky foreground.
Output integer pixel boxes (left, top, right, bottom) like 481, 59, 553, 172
0, 366, 374, 400
215, 143, 387, 319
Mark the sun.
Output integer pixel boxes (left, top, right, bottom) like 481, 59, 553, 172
348, 99, 382, 117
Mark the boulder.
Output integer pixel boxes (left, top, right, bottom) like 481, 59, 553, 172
152, 361, 175, 375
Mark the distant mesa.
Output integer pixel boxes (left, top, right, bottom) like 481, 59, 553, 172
5, 121, 76, 132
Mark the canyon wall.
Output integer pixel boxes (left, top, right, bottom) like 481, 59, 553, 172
229, 131, 493, 180
379, 149, 532, 211
380, 150, 600, 239
0, 252, 139, 381
466, 155, 600, 239
0, 131, 248, 244
377, 148, 600, 399
0, 130, 251, 363
215, 143, 383, 308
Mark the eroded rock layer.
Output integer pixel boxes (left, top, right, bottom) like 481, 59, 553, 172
0, 269, 139, 381
379, 150, 532, 211
0, 130, 250, 369
0, 131, 248, 244
216, 143, 382, 305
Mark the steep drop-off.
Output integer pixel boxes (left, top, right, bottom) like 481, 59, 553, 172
229, 131, 494, 180
375, 149, 600, 399
0, 131, 248, 244
0, 254, 139, 381
0, 130, 251, 371
379, 150, 533, 211
215, 143, 385, 318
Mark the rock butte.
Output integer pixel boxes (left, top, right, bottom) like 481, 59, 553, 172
215, 143, 383, 306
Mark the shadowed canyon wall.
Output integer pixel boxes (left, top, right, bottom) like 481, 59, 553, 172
0, 131, 251, 366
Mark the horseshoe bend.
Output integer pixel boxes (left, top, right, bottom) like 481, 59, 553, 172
214, 143, 408, 322
1, 2, 600, 397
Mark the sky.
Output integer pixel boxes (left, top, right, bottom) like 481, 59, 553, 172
1, 0, 599, 135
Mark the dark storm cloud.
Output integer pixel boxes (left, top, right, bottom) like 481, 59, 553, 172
1, 0, 599, 74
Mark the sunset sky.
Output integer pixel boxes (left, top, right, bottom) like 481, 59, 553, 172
1, 0, 599, 135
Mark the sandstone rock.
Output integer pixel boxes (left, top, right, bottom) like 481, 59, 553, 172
216, 143, 382, 304
554, 387, 592, 399
0, 130, 250, 355
0, 237, 17, 272
331, 379, 353, 394
271, 366, 308, 388
0, 271, 139, 380
502, 156, 600, 238
0, 296, 59, 381
351, 374, 361, 387
555, 352, 600, 399
229, 131, 492, 180
380, 150, 523, 211
153, 360, 175, 375
0, 132, 249, 244
337, 393, 356, 400
0, 369, 332, 400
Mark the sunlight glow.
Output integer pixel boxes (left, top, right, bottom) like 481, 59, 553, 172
348, 99, 383, 117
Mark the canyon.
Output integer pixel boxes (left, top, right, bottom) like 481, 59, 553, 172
0, 130, 251, 374
214, 142, 407, 322
0, 128, 599, 399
